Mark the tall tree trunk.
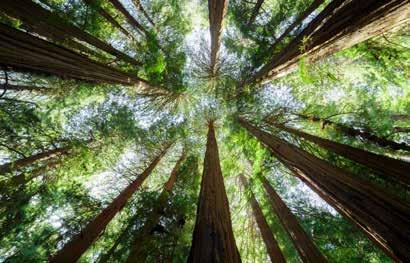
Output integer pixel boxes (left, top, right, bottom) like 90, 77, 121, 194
246, 0, 265, 26
126, 151, 186, 263
268, 121, 410, 185
247, 0, 410, 84
239, 175, 286, 263
296, 113, 410, 152
0, 84, 50, 92
0, 23, 157, 87
208, 0, 229, 76
132, 0, 156, 27
0, 146, 69, 175
188, 121, 241, 263
239, 118, 410, 262
49, 143, 171, 263
259, 175, 327, 263
107, 0, 149, 36
0, 0, 141, 67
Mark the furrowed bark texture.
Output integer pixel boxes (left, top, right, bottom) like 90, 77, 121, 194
0, 23, 149, 85
0, 0, 141, 67
260, 176, 327, 263
297, 113, 410, 152
188, 122, 241, 263
239, 175, 285, 263
208, 0, 229, 75
108, 0, 148, 36
270, 121, 410, 185
49, 144, 171, 263
246, 0, 265, 26
249, 0, 410, 83
239, 118, 410, 262
126, 152, 187, 263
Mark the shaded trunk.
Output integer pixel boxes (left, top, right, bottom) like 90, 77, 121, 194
269, 121, 410, 185
49, 143, 171, 263
391, 114, 410, 121
393, 126, 410, 133
248, 0, 410, 83
188, 122, 241, 263
297, 113, 410, 152
247, 0, 265, 26
0, 23, 153, 86
107, 0, 149, 36
0, 84, 50, 92
0, 146, 69, 175
239, 175, 285, 263
126, 151, 186, 263
239, 118, 410, 262
0, 0, 141, 67
208, 0, 229, 76
259, 175, 327, 263
132, 0, 155, 27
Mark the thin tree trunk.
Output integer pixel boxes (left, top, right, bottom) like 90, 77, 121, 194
49, 143, 171, 263
188, 121, 241, 263
132, 0, 156, 27
296, 113, 410, 152
239, 118, 410, 262
0, 0, 142, 67
269, 121, 410, 185
239, 175, 286, 263
0, 146, 69, 175
126, 151, 186, 263
247, 0, 410, 84
391, 114, 410, 121
393, 126, 410, 133
208, 0, 229, 76
107, 0, 149, 36
259, 175, 327, 263
246, 0, 265, 26
0, 84, 50, 92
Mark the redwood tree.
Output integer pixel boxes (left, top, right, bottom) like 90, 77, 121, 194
188, 121, 241, 262
108, 0, 149, 36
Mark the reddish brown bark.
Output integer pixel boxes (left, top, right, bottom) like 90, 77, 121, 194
246, 0, 265, 26
108, 0, 149, 36
269, 121, 410, 185
239, 118, 410, 262
188, 122, 241, 263
126, 151, 186, 262
0, 0, 141, 67
49, 143, 171, 263
239, 175, 285, 263
247, 0, 410, 83
260, 176, 327, 263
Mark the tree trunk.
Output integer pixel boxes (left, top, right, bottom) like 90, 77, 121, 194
0, 84, 50, 92
246, 0, 265, 26
107, 0, 149, 36
0, 146, 69, 175
269, 121, 410, 186
391, 114, 410, 121
188, 121, 241, 263
296, 113, 410, 152
239, 118, 410, 262
259, 175, 327, 263
0, 0, 142, 67
132, 0, 156, 27
239, 175, 286, 263
248, 0, 410, 83
208, 0, 229, 76
49, 143, 171, 263
126, 151, 186, 263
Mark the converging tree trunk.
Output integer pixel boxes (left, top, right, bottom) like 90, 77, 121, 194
0, 84, 50, 92
208, 0, 228, 76
296, 113, 410, 152
246, 0, 265, 27
108, 0, 149, 36
126, 151, 186, 263
188, 121, 241, 263
0, 0, 141, 67
239, 175, 286, 263
49, 143, 171, 263
132, 0, 156, 27
259, 175, 327, 263
247, 0, 410, 84
268, 121, 410, 186
239, 118, 410, 262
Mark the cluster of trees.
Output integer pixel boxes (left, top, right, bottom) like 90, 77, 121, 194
0, 0, 409, 262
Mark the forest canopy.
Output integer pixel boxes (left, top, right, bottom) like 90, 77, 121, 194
0, 0, 409, 262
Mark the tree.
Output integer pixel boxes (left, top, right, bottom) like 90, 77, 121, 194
188, 121, 241, 262
246, 0, 265, 27
107, 0, 149, 36
132, 0, 156, 27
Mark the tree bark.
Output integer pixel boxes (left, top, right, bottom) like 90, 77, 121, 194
259, 175, 327, 263
239, 118, 410, 262
239, 175, 286, 263
132, 0, 156, 27
296, 113, 410, 152
269, 121, 410, 186
246, 0, 265, 26
0, 84, 50, 92
0, 0, 141, 67
391, 114, 410, 121
208, 0, 229, 76
188, 121, 241, 263
126, 151, 186, 262
247, 0, 410, 84
49, 143, 171, 263
107, 0, 149, 36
